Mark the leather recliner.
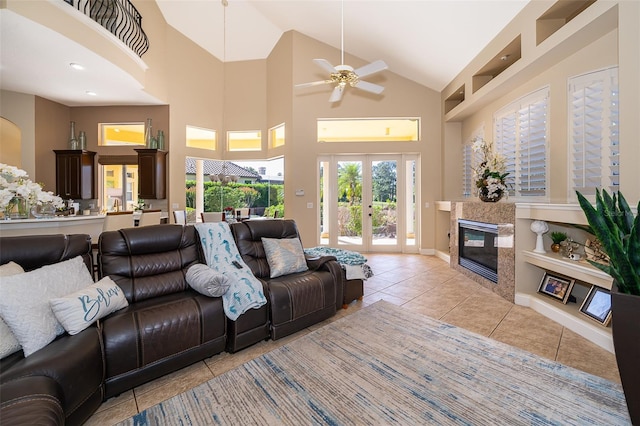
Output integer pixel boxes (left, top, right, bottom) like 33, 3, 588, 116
0, 234, 104, 426
231, 219, 344, 340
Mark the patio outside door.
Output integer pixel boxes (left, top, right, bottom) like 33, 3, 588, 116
319, 154, 419, 253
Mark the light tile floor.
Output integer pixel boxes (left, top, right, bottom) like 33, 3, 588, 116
85, 253, 620, 425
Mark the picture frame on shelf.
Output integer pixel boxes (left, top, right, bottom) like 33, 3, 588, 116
537, 272, 575, 304
579, 286, 612, 326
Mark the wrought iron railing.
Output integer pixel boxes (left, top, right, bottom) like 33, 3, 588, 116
63, 0, 149, 57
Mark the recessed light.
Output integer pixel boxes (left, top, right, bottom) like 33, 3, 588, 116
70, 63, 85, 70
85, 90, 97, 96
500, 55, 510, 61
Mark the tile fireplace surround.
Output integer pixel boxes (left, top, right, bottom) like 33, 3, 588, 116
450, 201, 516, 302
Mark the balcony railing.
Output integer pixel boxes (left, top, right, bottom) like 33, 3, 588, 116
63, 0, 149, 57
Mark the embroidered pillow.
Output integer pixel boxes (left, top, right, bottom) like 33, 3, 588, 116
186, 263, 230, 297
261, 237, 308, 278
0, 256, 93, 357
0, 261, 25, 358
50, 276, 129, 335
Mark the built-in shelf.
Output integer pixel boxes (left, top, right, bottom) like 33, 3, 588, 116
536, 0, 597, 45
444, 85, 465, 114
472, 36, 521, 93
515, 290, 613, 352
522, 250, 613, 289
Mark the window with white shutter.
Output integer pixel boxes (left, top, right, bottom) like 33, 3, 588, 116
462, 128, 484, 198
568, 67, 619, 199
494, 87, 549, 199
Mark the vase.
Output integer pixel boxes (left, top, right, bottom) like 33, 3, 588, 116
69, 121, 78, 150
3, 197, 28, 219
610, 284, 640, 424
551, 243, 561, 253
479, 191, 503, 202
30, 203, 57, 219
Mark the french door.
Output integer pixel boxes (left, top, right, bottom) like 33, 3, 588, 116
319, 154, 419, 253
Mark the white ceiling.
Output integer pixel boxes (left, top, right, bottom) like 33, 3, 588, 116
0, 0, 529, 107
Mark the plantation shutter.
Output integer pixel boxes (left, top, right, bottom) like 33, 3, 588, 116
569, 67, 619, 198
495, 112, 517, 197
495, 87, 549, 199
518, 95, 548, 196
462, 129, 484, 198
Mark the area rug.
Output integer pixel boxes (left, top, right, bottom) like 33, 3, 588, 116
120, 301, 630, 425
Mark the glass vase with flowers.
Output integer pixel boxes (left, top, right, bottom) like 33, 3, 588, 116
471, 137, 509, 202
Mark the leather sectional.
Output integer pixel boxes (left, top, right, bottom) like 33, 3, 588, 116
0, 220, 343, 425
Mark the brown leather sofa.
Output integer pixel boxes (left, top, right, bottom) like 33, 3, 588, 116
0, 234, 104, 426
0, 221, 342, 424
231, 219, 344, 340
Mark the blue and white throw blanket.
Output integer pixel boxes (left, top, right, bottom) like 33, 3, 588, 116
194, 222, 267, 321
304, 246, 374, 280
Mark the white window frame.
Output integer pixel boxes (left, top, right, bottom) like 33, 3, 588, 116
567, 66, 619, 201
494, 87, 550, 200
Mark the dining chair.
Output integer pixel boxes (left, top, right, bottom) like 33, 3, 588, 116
138, 210, 162, 227
103, 211, 134, 232
201, 212, 225, 223
173, 210, 187, 225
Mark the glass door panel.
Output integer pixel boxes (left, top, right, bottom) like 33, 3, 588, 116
337, 160, 363, 247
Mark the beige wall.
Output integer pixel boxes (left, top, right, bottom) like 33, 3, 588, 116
0, 91, 35, 175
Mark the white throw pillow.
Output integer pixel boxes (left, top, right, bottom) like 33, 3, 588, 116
0, 256, 93, 357
50, 276, 129, 335
186, 263, 230, 297
261, 237, 308, 278
0, 261, 25, 358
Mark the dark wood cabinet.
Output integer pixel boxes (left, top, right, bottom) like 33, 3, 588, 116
135, 149, 167, 199
54, 150, 96, 199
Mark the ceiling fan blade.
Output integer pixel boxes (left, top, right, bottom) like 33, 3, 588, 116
353, 80, 385, 95
329, 86, 344, 103
354, 60, 388, 79
295, 80, 332, 89
313, 58, 337, 74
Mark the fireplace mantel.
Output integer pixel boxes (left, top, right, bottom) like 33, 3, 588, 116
450, 201, 516, 302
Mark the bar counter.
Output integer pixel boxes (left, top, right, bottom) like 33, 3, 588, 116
0, 214, 106, 243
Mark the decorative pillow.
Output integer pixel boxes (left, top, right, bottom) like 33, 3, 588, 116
261, 237, 308, 278
0, 262, 25, 358
50, 276, 128, 335
186, 263, 230, 297
0, 256, 93, 357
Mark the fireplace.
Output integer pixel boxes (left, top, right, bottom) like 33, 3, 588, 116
458, 219, 498, 283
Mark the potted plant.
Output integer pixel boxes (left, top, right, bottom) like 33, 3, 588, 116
550, 231, 567, 253
576, 188, 640, 424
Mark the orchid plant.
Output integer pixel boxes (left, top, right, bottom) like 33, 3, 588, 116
0, 163, 64, 215
471, 137, 509, 200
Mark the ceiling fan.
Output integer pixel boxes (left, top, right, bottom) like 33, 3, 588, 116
295, 0, 388, 103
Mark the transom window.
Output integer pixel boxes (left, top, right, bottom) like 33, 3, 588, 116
186, 126, 216, 151
228, 130, 261, 152
317, 118, 420, 142
99, 123, 144, 146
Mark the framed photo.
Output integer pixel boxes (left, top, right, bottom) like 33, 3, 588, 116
580, 286, 612, 326
538, 273, 575, 304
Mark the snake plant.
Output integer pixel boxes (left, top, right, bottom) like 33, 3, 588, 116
576, 189, 640, 296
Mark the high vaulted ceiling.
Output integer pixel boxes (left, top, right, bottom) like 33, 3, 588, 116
0, 0, 529, 107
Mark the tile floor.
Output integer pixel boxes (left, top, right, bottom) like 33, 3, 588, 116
85, 253, 620, 425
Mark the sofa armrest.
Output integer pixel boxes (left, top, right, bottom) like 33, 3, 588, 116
0, 376, 65, 426
305, 254, 338, 271
305, 255, 344, 311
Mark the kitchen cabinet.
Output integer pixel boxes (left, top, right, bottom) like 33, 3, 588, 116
135, 149, 167, 199
54, 150, 96, 199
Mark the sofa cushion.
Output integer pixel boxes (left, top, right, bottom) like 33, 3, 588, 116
185, 264, 230, 297
50, 277, 128, 335
0, 256, 93, 356
261, 237, 308, 278
0, 262, 24, 359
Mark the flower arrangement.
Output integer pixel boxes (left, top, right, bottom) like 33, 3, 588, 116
0, 163, 64, 218
471, 137, 509, 201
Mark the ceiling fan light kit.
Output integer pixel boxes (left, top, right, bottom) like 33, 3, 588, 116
295, 1, 388, 103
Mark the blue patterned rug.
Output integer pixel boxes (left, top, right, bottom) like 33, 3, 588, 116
120, 301, 630, 425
